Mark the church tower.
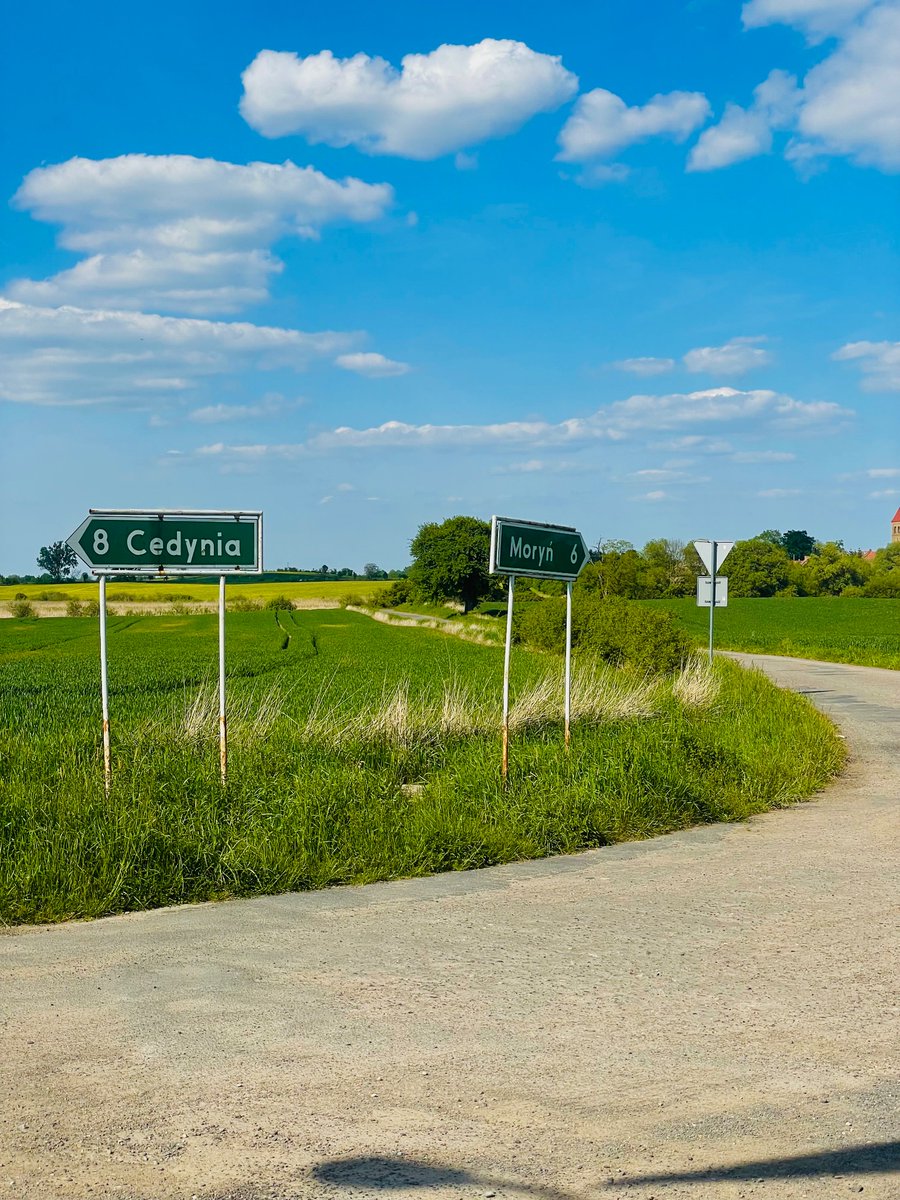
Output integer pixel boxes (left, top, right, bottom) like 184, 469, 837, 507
893, 507, 900, 545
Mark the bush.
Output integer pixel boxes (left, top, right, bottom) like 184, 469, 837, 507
13, 592, 27, 600
518, 595, 689, 673
340, 593, 366, 609
377, 578, 415, 608
65, 599, 84, 617
264, 595, 295, 612
228, 596, 262, 613
10, 600, 36, 619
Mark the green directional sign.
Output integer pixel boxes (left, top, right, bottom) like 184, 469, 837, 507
490, 515, 589, 581
67, 510, 263, 574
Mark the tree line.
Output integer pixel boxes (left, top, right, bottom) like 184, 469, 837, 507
384, 518, 900, 612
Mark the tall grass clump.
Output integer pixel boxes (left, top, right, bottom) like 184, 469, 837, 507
0, 609, 843, 924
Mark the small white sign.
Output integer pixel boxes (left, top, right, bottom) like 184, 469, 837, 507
693, 539, 734, 574
697, 576, 728, 607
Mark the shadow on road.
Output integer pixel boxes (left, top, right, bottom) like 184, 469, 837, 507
607, 1140, 900, 1188
311, 1154, 574, 1197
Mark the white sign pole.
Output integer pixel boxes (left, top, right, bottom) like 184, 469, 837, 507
98, 574, 111, 795
564, 580, 573, 750
708, 541, 718, 666
218, 574, 227, 787
502, 575, 515, 783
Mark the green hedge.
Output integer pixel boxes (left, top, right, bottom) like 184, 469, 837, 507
518, 595, 690, 673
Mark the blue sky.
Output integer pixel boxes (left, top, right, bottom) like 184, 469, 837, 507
1, 0, 898, 573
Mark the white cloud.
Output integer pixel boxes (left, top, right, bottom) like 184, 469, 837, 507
557, 88, 710, 162
742, 0, 876, 40
334, 351, 411, 378
173, 384, 848, 468
869, 488, 900, 497
833, 340, 900, 390
9, 155, 393, 314
731, 449, 797, 462
793, 3, 900, 171
688, 70, 799, 171
188, 399, 284, 423
758, 487, 803, 497
491, 459, 547, 474
240, 39, 578, 159
683, 336, 773, 375
337, 482, 356, 491
612, 356, 676, 376
709, 5, 899, 174
608, 385, 845, 429
0, 298, 358, 406
635, 490, 669, 501
866, 467, 900, 477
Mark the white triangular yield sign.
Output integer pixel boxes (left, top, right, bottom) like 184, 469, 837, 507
694, 539, 734, 574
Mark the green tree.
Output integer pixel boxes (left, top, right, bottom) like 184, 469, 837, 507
756, 529, 783, 546
724, 538, 792, 597
781, 529, 816, 560
800, 542, 871, 595
408, 516, 497, 613
36, 541, 77, 583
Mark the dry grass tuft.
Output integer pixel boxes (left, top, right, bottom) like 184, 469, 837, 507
673, 655, 720, 709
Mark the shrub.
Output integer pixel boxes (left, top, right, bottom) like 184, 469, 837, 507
65, 599, 84, 617
264, 595, 295, 612
377, 578, 415, 608
228, 595, 262, 612
518, 595, 689, 674
340, 593, 366, 609
10, 600, 36, 618
13, 592, 27, 600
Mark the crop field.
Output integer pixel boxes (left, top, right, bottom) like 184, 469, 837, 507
0, 609, 843, 924
648, 597, 900, 670
0, 578, 387, 615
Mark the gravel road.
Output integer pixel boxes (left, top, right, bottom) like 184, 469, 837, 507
1, 654, 897, 1200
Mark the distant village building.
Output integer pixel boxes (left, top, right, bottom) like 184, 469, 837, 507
894, 507, 900, 545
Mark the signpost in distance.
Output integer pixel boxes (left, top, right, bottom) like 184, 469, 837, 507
693, 539, 734, 665
490, 516, 590, 778
67, 509, 263, 792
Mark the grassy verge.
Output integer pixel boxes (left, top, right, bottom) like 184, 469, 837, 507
0, 611, 844, 924
644, 597, 900, 670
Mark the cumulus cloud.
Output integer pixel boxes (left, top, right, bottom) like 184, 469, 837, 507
683, 337, 773, 375
0, 298, 358, 406
833, 340, 900, 390
867, 467, 900, 477
688, 70, 800, 171
742, 0, 876, 40
705, 4, 899, 173
612, 356, 676, 376
173, 384, 849, 468
334, 351, 411, 378
557, 88, 710, 162
240, 39, 578, 159
9, 155, 393, 314
793, 4, 900, 170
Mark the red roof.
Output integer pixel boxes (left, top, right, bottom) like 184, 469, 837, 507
894, 507, 900, 523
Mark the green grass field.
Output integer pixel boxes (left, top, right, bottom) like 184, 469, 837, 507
647, 597, 900, 670
0, 609, 842, 924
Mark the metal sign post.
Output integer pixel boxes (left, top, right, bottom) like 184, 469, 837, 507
693, 539, 734, 666
67, 509, 263, 790
501, 575, 515, 782
218, 574, 227, 786
564, 581, 573, 750
708, 541, 718, 666
98, 575, 111, 794
491, 515, 588, 779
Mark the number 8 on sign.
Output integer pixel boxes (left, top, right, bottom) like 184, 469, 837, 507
93, 528, 108, 555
